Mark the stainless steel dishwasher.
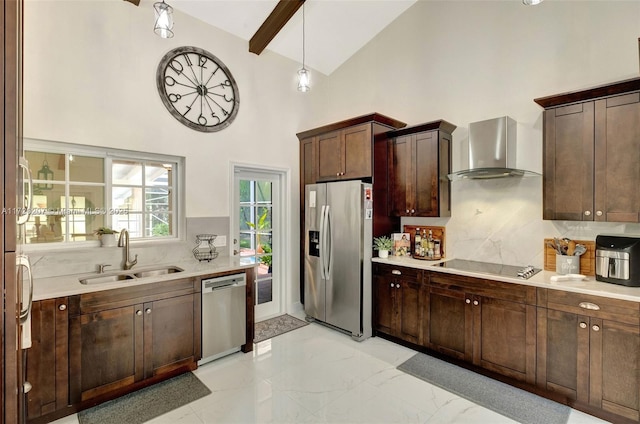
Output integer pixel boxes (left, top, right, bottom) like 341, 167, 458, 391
199, 273, 246, 365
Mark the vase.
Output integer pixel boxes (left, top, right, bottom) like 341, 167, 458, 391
378, 250, 389, 259
100, 233, 117, 247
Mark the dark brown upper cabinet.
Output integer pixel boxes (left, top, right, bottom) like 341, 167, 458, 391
387, 120, 455, 217
536, 77, 640, 222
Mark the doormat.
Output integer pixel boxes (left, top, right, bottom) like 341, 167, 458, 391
77, 372, 211, 424
254, 314, 308, 343
398, 353, 570, 424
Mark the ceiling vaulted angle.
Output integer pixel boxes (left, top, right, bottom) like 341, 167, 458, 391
249, 0, 305, 55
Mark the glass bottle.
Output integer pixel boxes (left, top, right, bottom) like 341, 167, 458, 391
414, 228, 422, 257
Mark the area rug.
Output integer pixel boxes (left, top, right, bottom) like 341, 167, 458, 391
398, 353, 570, 424
254, 314, 309, 343
77, 372, 211, 424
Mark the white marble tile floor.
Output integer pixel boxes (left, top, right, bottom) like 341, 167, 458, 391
52, 322, 610, 424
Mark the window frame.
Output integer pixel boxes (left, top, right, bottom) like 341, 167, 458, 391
23, 138, 186, 250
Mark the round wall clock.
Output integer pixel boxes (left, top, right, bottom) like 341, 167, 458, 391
156, 46, 240, 132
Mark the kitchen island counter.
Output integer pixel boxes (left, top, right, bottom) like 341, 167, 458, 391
373, 256, 640, 302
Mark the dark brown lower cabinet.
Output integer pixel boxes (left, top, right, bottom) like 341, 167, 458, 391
68, 279, 199, 404
537, 289, 640, 422
26, 298, 69, 421
373, 264, 424, 345
426, 272, 536, 384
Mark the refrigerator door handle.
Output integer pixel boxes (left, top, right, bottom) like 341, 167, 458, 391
18, 255, 33, 325
324, 205, 331, 278
17, 157, 33, 225
319, 205, 327, 280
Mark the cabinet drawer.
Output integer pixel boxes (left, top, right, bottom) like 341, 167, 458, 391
428, 272, 536, 305
374, 264, 422, 281
540, 288, 640, 324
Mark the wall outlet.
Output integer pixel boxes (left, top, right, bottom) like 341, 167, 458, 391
213, 235, 226, 247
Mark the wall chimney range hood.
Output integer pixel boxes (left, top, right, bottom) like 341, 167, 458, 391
448, 116, 540, 180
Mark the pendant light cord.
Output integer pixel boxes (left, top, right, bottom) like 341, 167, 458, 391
302, 4, 306, 68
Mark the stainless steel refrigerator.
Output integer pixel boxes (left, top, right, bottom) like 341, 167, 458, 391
304, 180, 373, 341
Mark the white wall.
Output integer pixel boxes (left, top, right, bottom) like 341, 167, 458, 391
23, 0, 326, 310
304, 0, 640, 267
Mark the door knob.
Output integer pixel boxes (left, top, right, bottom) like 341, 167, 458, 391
23, 381, 32, 394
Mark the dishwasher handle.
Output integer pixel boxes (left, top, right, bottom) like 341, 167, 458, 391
202, 274, 246, 293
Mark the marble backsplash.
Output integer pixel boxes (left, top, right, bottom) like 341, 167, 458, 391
26, 217, 231, 279
402, 177, 640, 268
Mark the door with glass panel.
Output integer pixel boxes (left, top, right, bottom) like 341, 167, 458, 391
234, 171, 281, 320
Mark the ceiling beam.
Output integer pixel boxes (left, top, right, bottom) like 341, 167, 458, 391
249, 0, 305, 55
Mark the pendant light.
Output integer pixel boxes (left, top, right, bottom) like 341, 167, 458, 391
154, 0, 174, 39
522, 0, 543, 4
35, 158, 54, 191
297, 3, 310, 92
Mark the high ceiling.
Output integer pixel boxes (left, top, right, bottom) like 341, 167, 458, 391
170, 0, 417, 75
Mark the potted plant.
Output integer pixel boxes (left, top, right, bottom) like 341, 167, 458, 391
94, 227, 119, 247
373, 236, 393, 259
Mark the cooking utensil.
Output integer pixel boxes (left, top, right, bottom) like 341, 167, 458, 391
567, 240, 576, 256
573, 244, 587, 256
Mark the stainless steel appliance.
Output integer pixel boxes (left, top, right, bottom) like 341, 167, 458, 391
304, 180, 373, 341
595, 234, 640, 286
200, 273, 246, 364
436, 259, 541, 279
448, 116, 540, 180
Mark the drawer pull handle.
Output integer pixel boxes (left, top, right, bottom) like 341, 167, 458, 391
465, 299, 471, 304
391, 270, 402, 275
579, 302, 600, 311
579, 322, 587, 329
473, 300, 479, 306
146, 308, 152, 314
136, 310, 142, 316
592, 324, 600, 332
58, 304, 67, 311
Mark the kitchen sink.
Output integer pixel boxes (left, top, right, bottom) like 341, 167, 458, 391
133, 266, 184, 278
79, 273, 136, 285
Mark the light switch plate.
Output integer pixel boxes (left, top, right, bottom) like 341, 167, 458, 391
213, 235, 226, 247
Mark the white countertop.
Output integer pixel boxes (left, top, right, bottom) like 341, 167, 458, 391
33, 256, 257, 301
373, 256, 640, 303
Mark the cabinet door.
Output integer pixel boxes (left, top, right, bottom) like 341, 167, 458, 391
373, 271, 395, 336
594, 93, 640, 223
390, 135, 412, 216
317, 131, 342, 180
396, 279, 423, 345
473, 295, 536, 383
537, 308, 584, 401
543, 102, 595, 220
413, 131, 439, 217
69, 304, 143, 403
342, 124, 372, 180
590, 317, 640, 421
427, 286, 469, 361
146, 294, 196, 378
26, 298, 69, 421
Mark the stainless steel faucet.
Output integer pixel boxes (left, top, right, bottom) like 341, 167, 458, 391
118, 229, 138, 270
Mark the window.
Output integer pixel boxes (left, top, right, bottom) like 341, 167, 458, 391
23, 140, 184, 245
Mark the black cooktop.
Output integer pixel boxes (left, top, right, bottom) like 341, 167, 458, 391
436, 259, 541, 280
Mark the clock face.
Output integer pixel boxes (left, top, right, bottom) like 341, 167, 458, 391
156, 46, 239, 132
